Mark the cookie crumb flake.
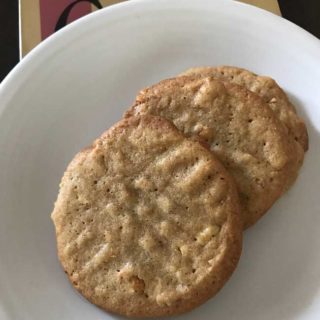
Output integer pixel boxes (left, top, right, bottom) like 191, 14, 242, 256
197, 225, 220, 245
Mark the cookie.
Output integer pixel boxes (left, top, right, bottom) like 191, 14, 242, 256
126, 77, 304, 228
51, 115, 242, 317
180, 66, 308, 151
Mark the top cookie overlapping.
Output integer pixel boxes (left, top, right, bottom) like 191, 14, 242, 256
126, 75, 304, 228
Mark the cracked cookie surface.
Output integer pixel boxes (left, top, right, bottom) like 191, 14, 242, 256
181, 66, 308, 151
51, 115, 242, 317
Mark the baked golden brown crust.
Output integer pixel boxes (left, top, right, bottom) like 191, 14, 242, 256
51, 115, 242, 317
126, 77, 304, 228
181, 66, 308, 151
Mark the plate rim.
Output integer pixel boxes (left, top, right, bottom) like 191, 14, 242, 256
1, 0, 320, 114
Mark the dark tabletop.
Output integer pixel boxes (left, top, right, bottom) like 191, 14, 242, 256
0, 0, 320, 82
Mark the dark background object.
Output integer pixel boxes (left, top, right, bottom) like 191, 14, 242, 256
55, 0, 103, 32
0, 0, 320, 82
278, 0, 320, 39
0, 0, 19, 82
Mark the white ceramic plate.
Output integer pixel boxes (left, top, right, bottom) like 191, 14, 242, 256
1, 0, 320, 319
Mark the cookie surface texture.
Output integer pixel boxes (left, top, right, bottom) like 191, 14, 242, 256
126, 77, 303, 228
51, 115, 242, 317
181, 66, 308, 151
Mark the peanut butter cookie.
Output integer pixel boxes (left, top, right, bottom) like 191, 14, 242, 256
126, 77, 303, 228
51, 115, 242, 317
